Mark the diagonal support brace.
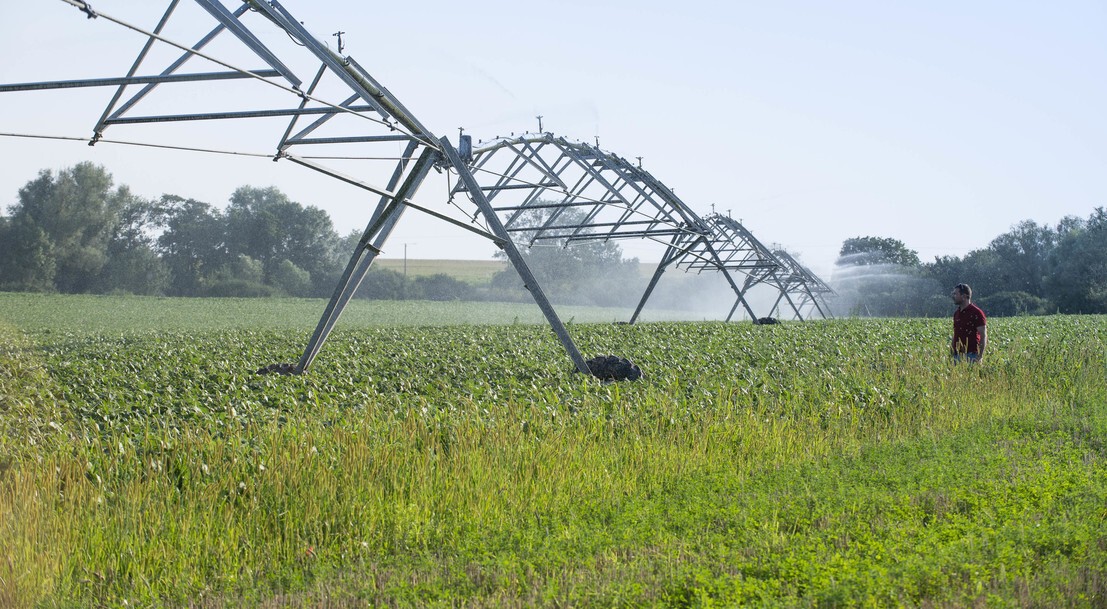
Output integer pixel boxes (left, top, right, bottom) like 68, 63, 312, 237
439, 136, 591, 374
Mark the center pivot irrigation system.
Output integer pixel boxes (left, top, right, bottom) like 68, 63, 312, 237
1, 0, 834, 377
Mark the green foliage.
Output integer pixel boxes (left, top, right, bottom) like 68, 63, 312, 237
1, 294, 1105, 607
0, 215, 56, 292
838, 236, 920, 267
353, 267, 406, 300
1046, 208, 1107, 314
224, 186, 342, 296
0, 164, 174, 296
156, 195, 228, 295
986, 219, 1056, 296
9, 163, 122, 292
267, 259, 313, 297
978, 290, 1054, 317
837, 210, 1107, 317
98, 247, 169, 296
204, 255, 275, 297
833, 237, 933, 317
410, 273, 475, 301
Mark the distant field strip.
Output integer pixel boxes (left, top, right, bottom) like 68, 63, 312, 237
372, 258, 509, 283
372, 258, 657, 283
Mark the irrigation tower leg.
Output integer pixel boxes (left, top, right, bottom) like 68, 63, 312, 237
770, 283, 805, 321
295, 146, 436, 373
781, 290, 804, 321
768, 292, 785, 318
808, 289, 831, 319
629, 234, 683, 324
439, 136, 592, 374
725, 299, 742, 322
702, 240, 757, 322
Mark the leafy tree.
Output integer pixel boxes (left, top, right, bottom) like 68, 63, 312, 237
354, 267, 406, 300
205, 254, 275, 297
1046, 207, 1107, 313
6, 163, 131, 293
1055, 214, 1085, 236
833, 236, 933, 316
838, 236, 920, 267
0, 215, 56, 292
223, 186, 341, 295
924, 255, 965, 294
954, 248, 1008, 299
411, 273, 475, 301
269, 259, 312, 297
984, 220, 1055, 297
156, 195, 227, 295
100, 248, 169, 295
100, 195, 169, 294
976, 291, 1054, 317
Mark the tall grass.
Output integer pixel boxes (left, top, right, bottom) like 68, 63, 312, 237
1, 296, 1105, 607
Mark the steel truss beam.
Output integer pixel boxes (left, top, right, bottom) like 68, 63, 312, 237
3, 0, 596, 374
3, 0, 835, 377
696, 214, 808, 322
770, 249, 836, 320
458, 134, 837, 322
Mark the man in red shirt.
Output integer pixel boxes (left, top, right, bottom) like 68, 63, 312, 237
950, 283, 987, 362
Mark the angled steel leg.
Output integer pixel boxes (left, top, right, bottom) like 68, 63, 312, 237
806, 287, 831, 320
726, 275, 761, 322
295, 145, 436, 372
779, 287, 804, 321
629, 232, 685, 324
440, 137, 591, 374
725, 299, 743, 322
769, 291, 786, 319
767, 278, 804, 321
701, 239, 757, 321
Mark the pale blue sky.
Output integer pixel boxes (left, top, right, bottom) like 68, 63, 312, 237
1, 1, 1104, 276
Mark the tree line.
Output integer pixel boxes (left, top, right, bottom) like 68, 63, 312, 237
0, 163, 643, 305
832, 211, 1107, 316
3, 163, 1103, 316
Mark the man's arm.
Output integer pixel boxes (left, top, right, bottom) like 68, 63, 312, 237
977, 325, 987, 358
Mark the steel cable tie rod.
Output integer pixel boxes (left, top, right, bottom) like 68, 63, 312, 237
55, 0, 432, 146
0, 131, 412, 162
281, 152, 503, 244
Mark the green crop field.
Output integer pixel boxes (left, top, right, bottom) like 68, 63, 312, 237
2, 293, 1105, 608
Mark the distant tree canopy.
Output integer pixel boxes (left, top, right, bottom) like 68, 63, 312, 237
831, 208, 1107, 317
0, 164, 345, 298
0, 163, 166, 294
223, 186, 341, 296
0, 166, 641, 304
1046, 208, 1107, 314
833, 236, 929, 317
838, 236, 920, 267
2, 163, 1105, 315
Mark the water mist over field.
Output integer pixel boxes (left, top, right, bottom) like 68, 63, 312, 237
830, 257, 943, 317
628, 270, 793, 322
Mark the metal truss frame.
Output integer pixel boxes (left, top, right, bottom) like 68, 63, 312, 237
459, 134, 833, 323
2, 0, 834, 376
695, 214, 805, 321
769, 249, 836, 320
